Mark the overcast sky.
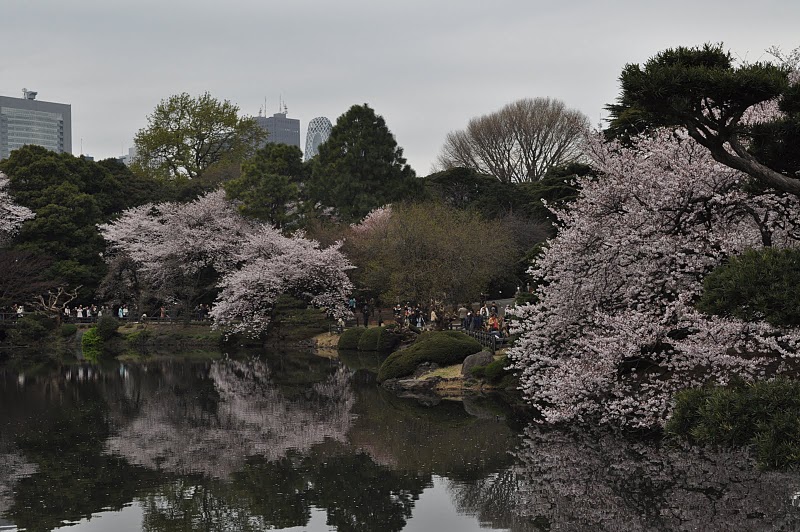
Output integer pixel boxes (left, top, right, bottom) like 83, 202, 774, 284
3, 0, 798, 175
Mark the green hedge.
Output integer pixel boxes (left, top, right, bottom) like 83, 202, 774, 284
471, 355, 509, 383
338, 327, 366, 350
667, 379, 800, 470
697, 247, 800, 326
60, 323, 78, 337
95, 315, 120, 341
377, 331, 481, 382
81, 328, 103, 362
357, 327, 382, 351
376, 327, 402, 352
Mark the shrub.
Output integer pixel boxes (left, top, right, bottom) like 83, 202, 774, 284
470, 355, 510, 383
357, 327, 382, 351
377, 331, 481, 382
95, 315, 120, 341
376, 326, 402, 352
81, 327, 103, 362
6, 315, 52, 346
60, 323, 78, 337
697, 247, 800, 326
338, 327, 365, 350
667, 379, 800, 470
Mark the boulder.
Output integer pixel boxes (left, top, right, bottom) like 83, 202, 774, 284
461, 350, 495, 377
413, 362, 440, 378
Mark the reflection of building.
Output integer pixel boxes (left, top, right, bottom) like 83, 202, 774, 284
256, 107, 300, 149
0, 89, 72, 160
304, 117, 332, 162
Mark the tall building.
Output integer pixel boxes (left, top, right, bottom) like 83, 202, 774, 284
304, 116, 332, 162
0, 89, 71, 160
255, 106, 300, 149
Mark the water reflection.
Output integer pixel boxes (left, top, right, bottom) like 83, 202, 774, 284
106, 358, 354, 478
2, 356, 800, 531
449, 425, 800, 532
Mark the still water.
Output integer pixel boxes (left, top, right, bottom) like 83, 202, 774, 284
2, 349, 800, 531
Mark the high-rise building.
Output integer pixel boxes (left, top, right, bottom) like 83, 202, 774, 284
304, 116, 332, 162
0, 89, 71, 160
255, 107, 300, 149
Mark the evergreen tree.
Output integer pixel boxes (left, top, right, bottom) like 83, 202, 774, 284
309, 104, 419, 222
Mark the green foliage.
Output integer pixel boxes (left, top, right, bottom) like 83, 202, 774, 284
667, 379, 800, 470
81, 327, 103, 362
376, 326, 402, 352
357, 326, 382, 351
470, 355, 509, 383
224, 144, 305, 228
95, 316, 120, 342
133, 92, 265, 181
697, 247, 800, 326
60, 323, 78, 337
377, 331, 481, 382
605, 43, 788, 143
309, 103, 420, 222
0, 146, 169, 297
346, 201, 518, 306
423, 167, 522, 219
519, 162, 594, 222
6, 315, 52, 346
338, 327, 366, 350
604, 43, 800, 197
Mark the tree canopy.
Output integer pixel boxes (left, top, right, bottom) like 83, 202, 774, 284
437, 97, 590, 183
224, 143, 307, 228
309, 104, 420, 222
133, 92, 265, 181
605, 43, 800, 195
345, 203, 518, 306
0, 146, 166, 298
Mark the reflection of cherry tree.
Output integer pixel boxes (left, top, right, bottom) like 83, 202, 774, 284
0, 447, 37, 517
470, 425, 800, 531
105, 358, 354, 478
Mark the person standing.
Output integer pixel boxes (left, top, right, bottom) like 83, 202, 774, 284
362, 302, 370, 328
458, 304, 468, 329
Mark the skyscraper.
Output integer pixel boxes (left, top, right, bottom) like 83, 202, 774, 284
0, 89, 71, 160
255, 107, 300, 149
304, 116, 332, 162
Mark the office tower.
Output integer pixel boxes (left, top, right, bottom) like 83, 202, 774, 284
304, 116, 332, 162
255, 104, 300, 149
0, 89, 71, 160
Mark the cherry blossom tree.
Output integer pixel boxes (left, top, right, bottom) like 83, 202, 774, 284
100, 190, 353, 335
509, 128, 800, 428
0, 171, 34, 246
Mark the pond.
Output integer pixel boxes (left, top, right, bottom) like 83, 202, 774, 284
1, 349, 800, 531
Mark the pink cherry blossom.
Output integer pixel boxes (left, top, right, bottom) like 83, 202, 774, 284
100, 190, 353, 336
509, 128, 800, 428
0, 172, 34, 246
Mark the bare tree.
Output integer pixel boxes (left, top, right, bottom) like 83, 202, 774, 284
437, 97, 590, 183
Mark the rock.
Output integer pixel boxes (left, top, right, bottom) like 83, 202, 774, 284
381, 377, 443, 405
413, 362, 440, 378
461, 350, 495, 376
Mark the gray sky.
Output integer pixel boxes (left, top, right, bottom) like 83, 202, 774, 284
3, 0, 798, 175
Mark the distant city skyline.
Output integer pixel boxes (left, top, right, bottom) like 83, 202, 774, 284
2, 1, 798, 175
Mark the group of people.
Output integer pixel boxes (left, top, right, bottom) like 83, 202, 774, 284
62, 304, 124, 322
457, 301, 508, 337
